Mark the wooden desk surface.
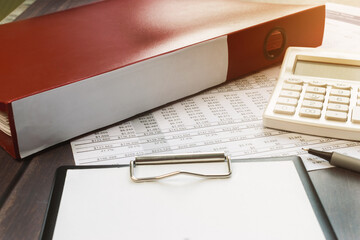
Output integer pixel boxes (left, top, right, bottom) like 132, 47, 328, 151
0, 1, 360, 239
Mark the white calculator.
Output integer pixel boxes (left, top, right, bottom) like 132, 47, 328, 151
263, 47, 360, 141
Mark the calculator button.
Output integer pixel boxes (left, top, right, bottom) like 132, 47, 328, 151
325, 110, 347, 122
304, 93, 325, 102
285, 78, 303, 85
328, 96, 350, 105
279, 90, 300, 99
282, 83, 302, 92
309, 80, 326, 87
274, 104, 296, 115
327, 103, 349, 112
299, 108, 321, 118
306, 86, 326, 94
330, 89, 351, 97
332, 83, 351, 89
302, 100, 323, 109
352, 106, 360, 123
277, 97, 298, 106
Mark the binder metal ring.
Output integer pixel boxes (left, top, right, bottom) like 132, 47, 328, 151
130, 152, 232, 182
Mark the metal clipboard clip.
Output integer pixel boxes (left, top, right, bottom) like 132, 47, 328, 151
130, 152, 232, 182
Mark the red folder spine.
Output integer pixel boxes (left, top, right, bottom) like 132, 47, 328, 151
227, 5, 325, 80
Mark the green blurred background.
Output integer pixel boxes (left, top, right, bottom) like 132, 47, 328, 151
0, 0, 24, 21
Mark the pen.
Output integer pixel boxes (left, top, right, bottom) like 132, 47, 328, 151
303, 148, 360, 173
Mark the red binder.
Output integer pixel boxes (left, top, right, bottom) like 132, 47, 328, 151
0, 0, 325, 158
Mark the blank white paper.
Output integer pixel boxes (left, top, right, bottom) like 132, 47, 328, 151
52, 161, 325, 240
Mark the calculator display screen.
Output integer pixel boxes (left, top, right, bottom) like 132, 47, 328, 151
294, 59, 360, 81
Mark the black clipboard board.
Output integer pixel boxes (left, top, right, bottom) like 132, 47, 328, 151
40, 155, 337, 240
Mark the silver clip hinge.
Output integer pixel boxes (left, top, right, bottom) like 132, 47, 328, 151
130, 152, 232, 183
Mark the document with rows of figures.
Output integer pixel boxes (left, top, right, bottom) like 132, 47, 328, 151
71, 3, 360, 171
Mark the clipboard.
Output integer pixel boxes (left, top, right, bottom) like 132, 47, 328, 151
40, 154, 337, 240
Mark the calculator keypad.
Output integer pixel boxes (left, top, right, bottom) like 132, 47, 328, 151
353, 107, 360, 123
279, 90, 300, 99
299, 108, 321, 118
327, 103, 348, 112
330, 89, 350, 97
263, 47, 360, 142
302, 100, 322, 109
333, 83, 351, 89
304, 93, 324, 102
325, 110, 347, 122
282, 83, 302, 92
273, 79, 360, 124
328, 96, 350, 105
276, 97, 298, 106
308, 80, 326, 87
285, 78, 303, 85
273, 104, 296, 115
306, 86, 326, 94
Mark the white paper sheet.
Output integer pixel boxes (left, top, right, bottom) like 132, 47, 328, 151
71, 3, 360, 171
52, 161, 326, 240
